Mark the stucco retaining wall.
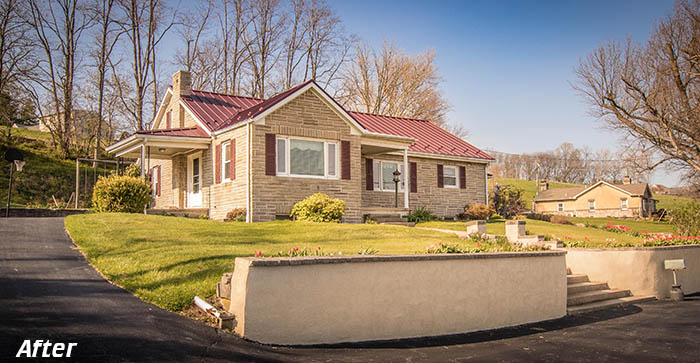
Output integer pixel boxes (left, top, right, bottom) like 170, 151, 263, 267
566, 245, 700, 299
227, 251, 567, 345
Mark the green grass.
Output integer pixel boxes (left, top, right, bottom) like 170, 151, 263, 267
1, 126, 115, 207
491, 177, 582, 207
417, 219, 655, 246
656, 194, 697, 211
65, 213, 469, 311
567, 217, 675, 233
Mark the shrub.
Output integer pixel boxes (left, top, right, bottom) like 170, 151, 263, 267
290, 193, 346, 223
669, 201, 700, 236
526, 212, 552, 222
122, 164, 141, 178
92, 174, 151, 213
407, 206, 436, 223
463, 203, 494, 220
490, 184, 526, 219
490, 214, 504, 220
550, 215, 573, 225
224, 208, 247, 222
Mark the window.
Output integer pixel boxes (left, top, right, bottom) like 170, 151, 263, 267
222, 142, 231, 180
557, 203, 564, 212
372, 160, 404, 191
588, 200, 595, 211
276, 137, 338, 178
443, 166, 458, 188
151, 166, 159, 196
620, 198, 628, 210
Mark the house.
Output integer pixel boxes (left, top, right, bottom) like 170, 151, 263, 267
106, 70, 494, 222
533, 177, 657, 218
39, 109, 111, 139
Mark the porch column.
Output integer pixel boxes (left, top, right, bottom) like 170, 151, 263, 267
140, 144, 145, 179
403, 148, 409, 209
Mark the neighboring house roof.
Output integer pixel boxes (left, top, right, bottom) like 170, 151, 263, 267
168, 80, 493, 161
533, 181, 651, 202
350, 111, 493, 160
137, 126, 209, 138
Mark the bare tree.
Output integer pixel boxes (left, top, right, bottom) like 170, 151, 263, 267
575, 0, 700, 177
338, 41, 450, 126
88, 0, 121, 160
114, 0, 175, 130
26, 0, 94, 156
217, 0, 251, 94
245, 0, 286, 98
0, 0, 36, 94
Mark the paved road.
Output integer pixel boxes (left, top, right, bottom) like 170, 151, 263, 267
2, 217, 700, 362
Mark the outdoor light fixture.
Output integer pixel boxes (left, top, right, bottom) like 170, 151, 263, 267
664, 259, 686, 301
158, 148, 166, 153
393, 169, 401, 208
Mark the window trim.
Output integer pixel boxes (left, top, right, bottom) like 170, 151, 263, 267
372, 160, 405, 192
275, 136, 339, 179
557, 202, 564, 212
588, 199, 596, 211
443, 165, 458, 188
620, 198, 628, 210
221, 141, 232, 182
151, 166, 159, 198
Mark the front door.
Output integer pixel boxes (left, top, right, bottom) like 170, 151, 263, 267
188, 154, 202, 207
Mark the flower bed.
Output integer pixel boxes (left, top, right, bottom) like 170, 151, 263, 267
561, 233, 700, 248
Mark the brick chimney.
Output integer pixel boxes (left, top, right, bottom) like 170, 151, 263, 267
539, 181, 549, 192
623, 176, 631, 185
172, 70, 191, 99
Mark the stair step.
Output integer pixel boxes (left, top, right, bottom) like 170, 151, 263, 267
567, 282, 609, 295
380, 221, 415, 227
567, 274, 589, 284
567, 295, 657, 315
567, 289, 631, 306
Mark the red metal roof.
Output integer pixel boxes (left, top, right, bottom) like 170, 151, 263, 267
137, 126, 209, 138
180, 90, 263, 131
349, 111, 494, 160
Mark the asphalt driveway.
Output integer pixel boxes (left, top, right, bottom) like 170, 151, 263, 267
1, 217, 700, 362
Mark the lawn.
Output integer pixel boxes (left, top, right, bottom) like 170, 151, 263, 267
65, 213, 468, 311
567, 217, 675, 233
417, 219, 652, 245
491, 177, 581, 207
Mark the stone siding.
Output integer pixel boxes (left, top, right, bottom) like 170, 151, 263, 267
208, 127, 248, 220
361, 154, 487, 219
250, 88, 363, 223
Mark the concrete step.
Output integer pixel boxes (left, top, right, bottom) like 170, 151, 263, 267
380, 221, 416, 227
567, 282, 609, 295
147, 208, 209, 218
567, 295, 657, 315
567, 274, 589, 284
567, 289, 631, 306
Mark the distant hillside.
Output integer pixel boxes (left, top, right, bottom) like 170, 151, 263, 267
491, 177, 696, 211
0, 127, 115, 207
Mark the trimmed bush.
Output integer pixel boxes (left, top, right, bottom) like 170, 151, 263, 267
225, 208, 247, 222
490, 214, 504, 220
463, 203, 494, 220
526, 212, 552, 222
92, 174, 151, 213
550, 215, 573, 225
290, 193, 346, 223
407, 206, 436, 223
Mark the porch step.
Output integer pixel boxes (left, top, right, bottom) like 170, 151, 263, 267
365, 213, 414, 227
567, 295, 657, 315
147, 208, 209, 218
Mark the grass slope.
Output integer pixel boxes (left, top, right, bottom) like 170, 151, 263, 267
1, 127, 114, 206
65, 213, 468, 311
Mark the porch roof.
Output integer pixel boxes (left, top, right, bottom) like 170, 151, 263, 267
105, 127, 210, 158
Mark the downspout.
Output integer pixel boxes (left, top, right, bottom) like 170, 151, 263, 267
246, 121, 252, 223
209, 136, 215, 217
484, 165, 488, 206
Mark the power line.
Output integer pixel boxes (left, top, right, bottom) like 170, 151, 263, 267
484, 149, 633, 163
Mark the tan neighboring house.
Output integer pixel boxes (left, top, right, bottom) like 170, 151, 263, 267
105, 70, 494, 222
533, 178, 657, 218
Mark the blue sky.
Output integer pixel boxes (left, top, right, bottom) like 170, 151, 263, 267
328, 0, 678, 185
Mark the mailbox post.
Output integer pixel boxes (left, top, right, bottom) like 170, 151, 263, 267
664, 259, 686, 301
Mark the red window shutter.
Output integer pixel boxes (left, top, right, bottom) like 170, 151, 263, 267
265, 133, 276, 176
230, 139, 236, 180
459, 166, 466, 189
410, 162, 417, 193
157, 166, 161, 196
148, 168, 154, 195
341, 140, 351, 180
215, 144, 222, 184
166, 111, 172, 129
365, 158, 373, 191
437, 164, 444, 188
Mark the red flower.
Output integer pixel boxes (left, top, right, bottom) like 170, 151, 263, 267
254, 251, 263, 257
